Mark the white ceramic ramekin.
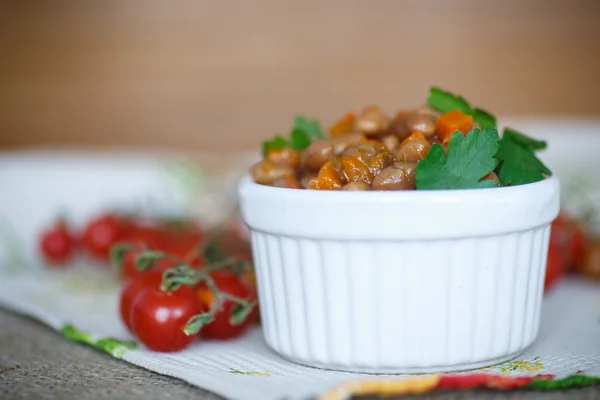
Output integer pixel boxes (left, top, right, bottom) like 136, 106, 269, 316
238, 176, 560, 373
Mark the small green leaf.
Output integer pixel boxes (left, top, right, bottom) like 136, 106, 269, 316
230, 301, 256, 326
427, 87, 472, 114
230, 259, 251, 276
472, 107, 497, 129
415, 128, 500, 190
261, 116, 325, 156
184, 312, 214, 335
496, 129, 551, 186
109, 243, 131, 269
135, 251, 164, 271
293, 115, 324, 140
503, 128, 547, 150
161, 264, 200, 292
262, 135, 288, 157
202, 238, 226, 264
289, 129, 311, 150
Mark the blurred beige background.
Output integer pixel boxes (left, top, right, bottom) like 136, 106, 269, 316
1, 0, 599, 154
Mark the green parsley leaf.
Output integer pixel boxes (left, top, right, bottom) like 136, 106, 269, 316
261, 116, 325, 156
293, 115, 325, 140
472, 107, 497, 129
427, 87, 472, 115
503, 128, 547, 150
262, 135, 288, 157
415, 128, 500, 190
289, 129, 311, 150
496, 129, 551, 186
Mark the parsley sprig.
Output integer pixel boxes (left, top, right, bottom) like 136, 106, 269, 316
496, 128, 551, 186
414, 125, 551, 190
420, 87, 552, 189
416, 128, 500, 190
262, 116, 325, 156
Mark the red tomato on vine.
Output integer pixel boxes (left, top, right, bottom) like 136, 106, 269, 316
39, 221, 75, 264
119, 268, 164, 332
196, 271, 258, 340
544, 244, 563, 291
130, 284, 205, 352
83, 214, 129, 260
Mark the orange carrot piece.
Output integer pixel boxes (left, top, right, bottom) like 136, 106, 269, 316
435, 110, 473, 141
329, 112, 356, 137
399, 131, 427, 148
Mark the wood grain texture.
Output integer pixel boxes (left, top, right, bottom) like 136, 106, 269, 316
1, 0, 599, 153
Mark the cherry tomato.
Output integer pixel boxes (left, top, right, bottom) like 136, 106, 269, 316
116, 241, 146, 280
544, 244, 564, 291
159, 230, 204, 259
187, 256, 205, 269
569, 223, 587, 271
39, 222, 75, 264
581, 237, 600, 280
83, 214, 129, 260
119, 268, 164, 332
130, 284, 205, 352
159, 240, 198, 260
239, 268, 258, 295
213, 229, 253, 262
120, 250, 138, 280
127, 222, 203, 260
197, 271, 258, 340
126, 224, 164, 249
550, 213, 588, 273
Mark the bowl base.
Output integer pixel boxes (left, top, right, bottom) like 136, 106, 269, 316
274, 350, 524, 374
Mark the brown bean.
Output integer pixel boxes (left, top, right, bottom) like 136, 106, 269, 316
381, 134, 400, 152
250, 160, 294, 185
405, 114, 436, 137
356, 106, 390, 136
395, 138, 432, 162
371, 162, 417, 190
303, 140, 334, 171
341, 141, 394, 178
266, 148, 300, 168
415, 105, 440, 117
385, 110, 413, 140
340, 141, 377, 158
331, 132, 366, 155
341, 182, 371, 191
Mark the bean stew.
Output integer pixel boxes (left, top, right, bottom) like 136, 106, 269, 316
251, 88, 552, 191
